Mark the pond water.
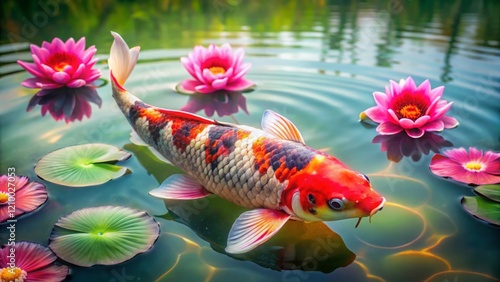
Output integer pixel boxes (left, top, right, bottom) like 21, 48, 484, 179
1, 1, 499, 281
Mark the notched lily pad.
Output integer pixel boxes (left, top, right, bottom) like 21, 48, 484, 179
34, 143, 132, 187
461, 196, 500, 226
474, 184, 500, 202
49, 206, 160, 267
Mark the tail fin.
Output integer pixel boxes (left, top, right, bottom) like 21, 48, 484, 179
108, 32, 140, 90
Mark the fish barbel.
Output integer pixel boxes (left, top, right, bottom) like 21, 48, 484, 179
108, 32, 385, 254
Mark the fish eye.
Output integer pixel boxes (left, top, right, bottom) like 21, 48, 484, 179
328, 198, 344, 211
362, 174, 370, 182
308, 194, 316, 205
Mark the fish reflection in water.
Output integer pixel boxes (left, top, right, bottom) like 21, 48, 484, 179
160, 196, 355, 273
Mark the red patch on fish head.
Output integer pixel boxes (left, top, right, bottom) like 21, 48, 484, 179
282, 155, 385, 222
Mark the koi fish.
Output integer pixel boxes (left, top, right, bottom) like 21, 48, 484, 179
108, 32, 386, 254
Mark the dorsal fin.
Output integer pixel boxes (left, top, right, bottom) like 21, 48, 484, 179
261, 110, 305, 144
155, 108, 218, 125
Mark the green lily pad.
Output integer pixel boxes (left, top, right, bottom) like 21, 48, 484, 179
461, 196, 500, 226
34, 143, 132, 187
474, 184, 500, 202
49, 206, 160, 267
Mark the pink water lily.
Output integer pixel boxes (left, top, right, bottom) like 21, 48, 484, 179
0, 242, 69, 282
0, 175, 48, 223
17, 37, 101, 89
430, 147, 500, 185
363, 77, 459, 138
177, 43, 254, 94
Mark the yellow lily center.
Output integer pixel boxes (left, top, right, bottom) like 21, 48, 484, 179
53, 62, 70, 72
0, 192, 8, 204
465, 162, 482, 171
209, 66, 225, 75
399, 104, 422, 120
0, 267, 27, 282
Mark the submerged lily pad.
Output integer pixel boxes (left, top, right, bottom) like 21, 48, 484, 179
49, 206, 160, 267
34, 143, 132, 187
461, 196, 500, 226
474, 184, 500, 202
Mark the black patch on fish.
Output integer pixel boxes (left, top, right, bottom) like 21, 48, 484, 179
128, 101, 147, 124
205, 126, 239, 171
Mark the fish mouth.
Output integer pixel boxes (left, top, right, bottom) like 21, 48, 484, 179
355, 197, 386, 228
369, 197, 386, 223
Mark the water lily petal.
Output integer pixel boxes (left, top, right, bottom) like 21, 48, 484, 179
202, 68, 217, 84
414, 115, 431, 127
67, 79, 86, 88
469, 147, 483, 162
432, 101, 454, 120
26, 265, 70, 282
482, 151, 500, 174
211, 77, 228, 90
442, 115, 459, 128
225, 78, 254, 92
231, 63, 252, 82
80, 46, 97, 64
17, 60, 45, 78
420, 120, 444, 133
405, 128, 425, 138
181, 79, 202, 92
401, 76, 416, 94
389, 80, 402, 97
444, 147, 470, 163
181, 57, 197, 78
40, 64, 56, 77
376, 122, 403, 135
399, 118, 415, 129
21, 78, 44, 88
425, 96, 441, 117
429, 85, 444, 101
195, 84, 215, 94
232, 47, 245, 69
364, 106, 387, 123
31, 44, 50, 62
51, 37, 65, 53
36, 81, 63, 89
14, 181, 48, 214
430, 154, 466, 177
387, 109, 400, 124
373, 91, 389, 109
52, 72, 70, 84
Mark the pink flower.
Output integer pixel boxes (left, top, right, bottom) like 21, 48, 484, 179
364, 77, 459, 138
430, 147, 500, 185
17, 37, 101, 89
177, 43, 254, 94
26, 86, 102, 123
0, 175, 48, 223
180, 91, 249, 117
0, 242, 69, 282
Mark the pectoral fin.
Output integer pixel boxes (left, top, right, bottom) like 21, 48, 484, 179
261, 110, 305, 144
225, 209, 291, 254
149, 174, 211, 200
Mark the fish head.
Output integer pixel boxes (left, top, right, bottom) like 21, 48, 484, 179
283, 155, 385, 225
